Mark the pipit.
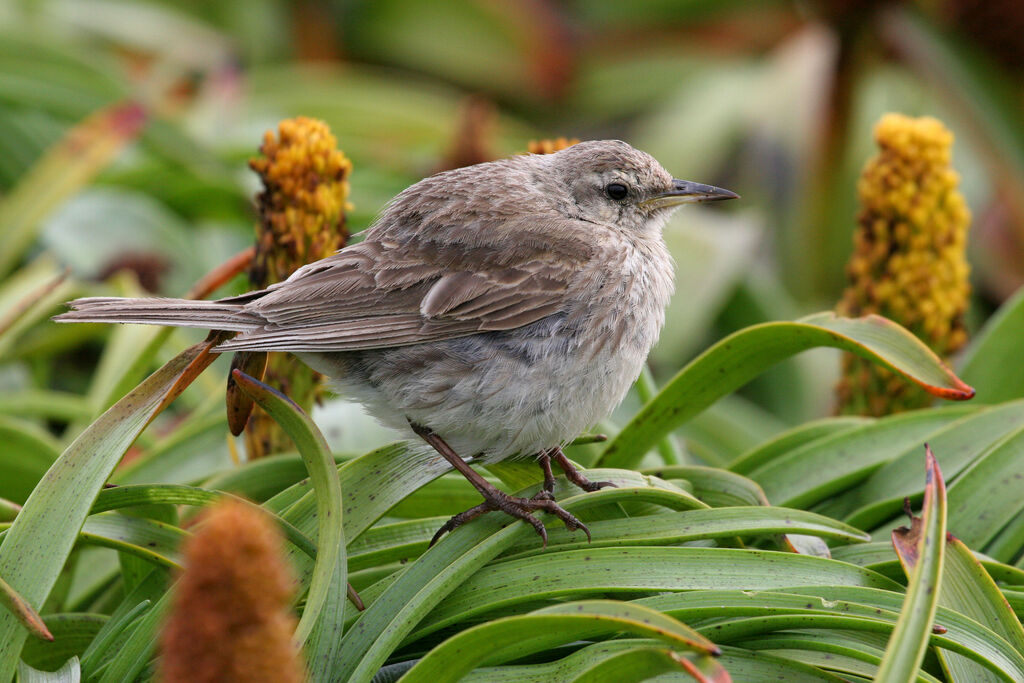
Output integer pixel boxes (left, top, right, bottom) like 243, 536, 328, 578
56, 140, 737, 545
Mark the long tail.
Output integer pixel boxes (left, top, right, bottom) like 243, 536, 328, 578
53, 297, 262, 331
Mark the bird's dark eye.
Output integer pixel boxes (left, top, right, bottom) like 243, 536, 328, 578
605, 183, 628, 201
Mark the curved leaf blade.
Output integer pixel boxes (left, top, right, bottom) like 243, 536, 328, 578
876, 448, 946, 683
231, 370, 346, 673
597, 314, 974, 468
402, 600, 721, 683
0, 341, 215, 680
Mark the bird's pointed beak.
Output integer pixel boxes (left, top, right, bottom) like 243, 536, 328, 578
645, 179, 739, 208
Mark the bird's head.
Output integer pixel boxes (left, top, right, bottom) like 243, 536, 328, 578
548, 140, 738, 233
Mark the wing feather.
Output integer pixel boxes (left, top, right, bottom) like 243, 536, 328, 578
214, 235, 589, 353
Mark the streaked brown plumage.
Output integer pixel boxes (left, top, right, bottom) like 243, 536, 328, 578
56, 140, 737, 544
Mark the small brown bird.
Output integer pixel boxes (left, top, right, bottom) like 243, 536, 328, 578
56, 140, 737, 544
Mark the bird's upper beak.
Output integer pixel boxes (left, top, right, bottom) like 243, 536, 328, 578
644, 179, 739, 208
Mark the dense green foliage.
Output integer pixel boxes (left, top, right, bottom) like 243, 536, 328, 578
2, 1, 1023, 681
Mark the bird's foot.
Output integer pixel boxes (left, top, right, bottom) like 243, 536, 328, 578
429, 488, 589, 547
548, 447, 617, 492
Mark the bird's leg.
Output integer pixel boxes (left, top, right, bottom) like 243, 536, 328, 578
409, 422, 588, 546
548, 446, 617, 492
533, 450, 557, 500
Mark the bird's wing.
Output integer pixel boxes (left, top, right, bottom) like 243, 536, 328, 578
215, 238, 586, 352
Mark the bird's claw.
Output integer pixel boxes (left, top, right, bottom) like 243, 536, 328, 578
429, 490, 589, 547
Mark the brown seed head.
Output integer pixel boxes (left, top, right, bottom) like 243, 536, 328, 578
159, 500, 305, 683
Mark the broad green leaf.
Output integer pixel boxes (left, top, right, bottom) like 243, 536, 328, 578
642, 465, 769, 507
19, 614, 106, 673
716, 646, 848, 682
461, 639, 698, 683
231, 370, 346, 674
959, 286, 1024, 404
498, 506, 869, 561
77, 514, 184, 568
946, 426, 1024, 549
597, 313, 974, 468
17, 655, 79, 683
832, 401, 1024, 528
933, 534, 1024, 682
412, 546, 899, 641
729, 416, 872, 474
739, 632, 940, 682
747, 406, 972, 508
91, 484, 316, 560
831, 542, 1024, 587
640, 587, 1024, 680
876, 448, 946, 683
401, 600, 720, 683
0, 341, 216, 679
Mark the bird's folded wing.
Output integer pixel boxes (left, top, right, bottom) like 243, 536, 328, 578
214, 239, 584, 352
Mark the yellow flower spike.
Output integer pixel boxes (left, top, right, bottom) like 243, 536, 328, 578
232, 117, 353, 456
836, 113, 971, 416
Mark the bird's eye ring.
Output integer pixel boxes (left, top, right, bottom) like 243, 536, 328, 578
605, 183, 628, 201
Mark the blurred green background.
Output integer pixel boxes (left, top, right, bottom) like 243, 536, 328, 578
2, 0, 1023, 453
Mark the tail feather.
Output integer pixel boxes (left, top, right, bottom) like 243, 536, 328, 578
53, 297, 261, 331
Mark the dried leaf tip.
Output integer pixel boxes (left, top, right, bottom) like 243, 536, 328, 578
159, 500, 305, 683
837, 113, 971, 416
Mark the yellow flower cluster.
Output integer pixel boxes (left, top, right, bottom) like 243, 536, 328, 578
241, 117, 351, 457
527, 137, 580, 155
249, 116, 353, 287
837, 113, 971, 416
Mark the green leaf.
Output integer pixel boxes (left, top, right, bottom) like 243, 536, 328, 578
716, 646, 849, 682
0, 341, 215, 680
876, 448, 947, 682
747, 406, 972, 509
401, 600, 720, 683
933, 534, 1024, 682
729, 416, 872, 474
412, 546, 899, 642
0, 391, 91, 423
0, 416, 61, 504
498, 506, 869, 561
959, 286, 1024, 404
945, 425, 1024, 549
462, 639, 701, 683
831, 401, 1024, 528
231, 370, 346, 674
19, 614, 106, 673
17, 655, 79, 683
597, 313, 974, 468
641, 587, 1024, 680
77, 513, 185, 569
91, 484, 317, 560
95, 592, 169, 683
